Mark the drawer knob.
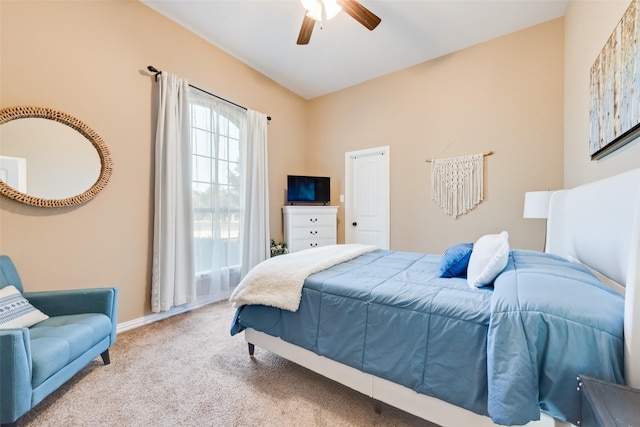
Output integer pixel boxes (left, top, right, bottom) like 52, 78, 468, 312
352, 222, 358, 227
310, 218, 318, 222
310, 243, 318, 247
310, 231, 318, 235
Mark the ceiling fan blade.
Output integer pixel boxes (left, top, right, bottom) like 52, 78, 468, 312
297, 15, 315, 45
337, 0, 381, 31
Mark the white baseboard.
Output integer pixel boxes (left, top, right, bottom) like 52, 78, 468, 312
116, 298, 223, 333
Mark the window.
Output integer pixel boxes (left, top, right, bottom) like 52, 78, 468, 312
189, 89, 246, 300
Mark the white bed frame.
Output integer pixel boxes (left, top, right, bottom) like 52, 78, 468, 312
244, 168, 640, 427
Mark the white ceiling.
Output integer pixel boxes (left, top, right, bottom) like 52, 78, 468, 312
141, 0, 569, 100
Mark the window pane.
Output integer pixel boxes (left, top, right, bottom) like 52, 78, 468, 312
218, 161, 229, 185
193, 129, 212, 157
228, 188, 241, 212
193, 155, 212, 183
229, 162, 239, 187
192, 182, 212, 210
219, 115, 229, 135
218, 185, 229, 208
219, 136, 229, 160
192, 105, 211, 130
229, 139, 239, 162
229, 122, 239, 139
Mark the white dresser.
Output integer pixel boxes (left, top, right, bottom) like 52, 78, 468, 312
282, 206, 339, 253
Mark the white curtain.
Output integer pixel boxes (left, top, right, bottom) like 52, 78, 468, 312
151, 72, 196, 313
241, 110, 270, 277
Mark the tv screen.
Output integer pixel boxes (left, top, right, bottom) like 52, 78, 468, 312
287, 175, 330, 204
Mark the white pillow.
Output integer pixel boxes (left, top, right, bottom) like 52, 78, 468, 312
0, 285, 49, 329
467, 231, 510, 288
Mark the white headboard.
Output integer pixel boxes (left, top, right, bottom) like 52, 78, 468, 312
545, 168, 640, 388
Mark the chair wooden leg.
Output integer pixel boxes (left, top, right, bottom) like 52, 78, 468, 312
100, 349, 111, 365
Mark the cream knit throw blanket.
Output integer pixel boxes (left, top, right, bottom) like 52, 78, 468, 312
431, 153, 484, 219
229, 244, 378, 312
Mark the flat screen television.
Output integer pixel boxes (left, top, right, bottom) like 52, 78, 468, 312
287, 175, 330, 204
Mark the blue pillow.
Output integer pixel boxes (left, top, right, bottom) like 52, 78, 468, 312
438, 243, 473, 278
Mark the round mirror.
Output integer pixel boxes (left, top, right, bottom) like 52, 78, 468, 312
0, 106, 112, 207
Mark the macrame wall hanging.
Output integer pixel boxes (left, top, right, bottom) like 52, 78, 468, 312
428, 151, 493, 219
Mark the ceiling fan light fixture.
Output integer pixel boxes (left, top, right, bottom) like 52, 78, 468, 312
323, 0, 342, 20
300, 0, 342, 22
305, 3, 323, 22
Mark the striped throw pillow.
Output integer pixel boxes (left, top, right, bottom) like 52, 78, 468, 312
0, 285, 49, 329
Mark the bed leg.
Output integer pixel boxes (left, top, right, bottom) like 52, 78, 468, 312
373, 400, 382, 415
248, 343, 255, 356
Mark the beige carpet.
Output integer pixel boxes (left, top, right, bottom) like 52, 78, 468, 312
18, 301, 438, 427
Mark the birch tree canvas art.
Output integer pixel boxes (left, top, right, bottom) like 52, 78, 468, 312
589, 0, 640, 160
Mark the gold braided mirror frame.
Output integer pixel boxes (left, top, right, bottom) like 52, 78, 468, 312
0, 106, 112, 208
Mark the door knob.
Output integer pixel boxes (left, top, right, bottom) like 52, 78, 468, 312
352, 222, 357, 226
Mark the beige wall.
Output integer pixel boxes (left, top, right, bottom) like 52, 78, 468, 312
0, 0, 307, 323
308, 18, 565, 254
564, 0, 640, 186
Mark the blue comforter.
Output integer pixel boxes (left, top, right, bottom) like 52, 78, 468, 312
230, 249, 624, 425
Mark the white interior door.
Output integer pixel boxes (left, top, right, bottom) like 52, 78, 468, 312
344, 146, 389, 249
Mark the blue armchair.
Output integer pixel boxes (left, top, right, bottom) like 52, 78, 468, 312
0, 255, 117, 426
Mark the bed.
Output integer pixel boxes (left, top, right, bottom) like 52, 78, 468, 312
229, 168, 640, 427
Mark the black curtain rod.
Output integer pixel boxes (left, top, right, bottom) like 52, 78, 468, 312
147, 66, 271, 121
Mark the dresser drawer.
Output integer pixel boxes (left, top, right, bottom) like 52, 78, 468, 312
289, 238, 335, 253
288, 227, 335, 240
288, 213, 335, 228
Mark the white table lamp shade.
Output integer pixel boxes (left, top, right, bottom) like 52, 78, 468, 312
523, 191, 553, 219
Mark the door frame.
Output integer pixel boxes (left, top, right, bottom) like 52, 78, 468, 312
344, 145, 390, 248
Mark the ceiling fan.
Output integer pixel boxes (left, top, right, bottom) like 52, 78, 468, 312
297, 0, 381, 45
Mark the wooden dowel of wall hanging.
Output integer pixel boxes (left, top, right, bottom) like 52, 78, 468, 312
425, 151, 494, 163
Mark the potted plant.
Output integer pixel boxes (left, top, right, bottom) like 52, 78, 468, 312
270, 239, 288, 257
